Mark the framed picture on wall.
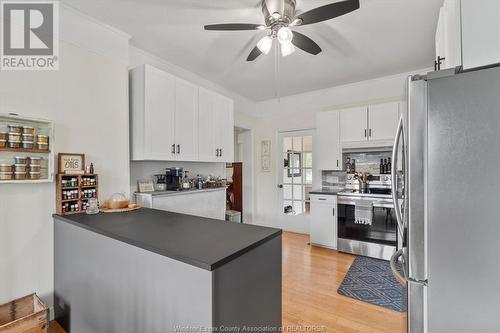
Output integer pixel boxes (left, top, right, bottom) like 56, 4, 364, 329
261, 140, 271, 172
58, 153, 85, 174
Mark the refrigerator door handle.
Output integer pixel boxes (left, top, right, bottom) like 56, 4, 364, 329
391, 115, 405, 236
390, 248, 407, 286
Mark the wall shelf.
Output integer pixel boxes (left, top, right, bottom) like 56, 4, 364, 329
56, 174, 99, 215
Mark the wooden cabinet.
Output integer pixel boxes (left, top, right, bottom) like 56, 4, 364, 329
435, 0, 500, 71
310, 194, 337, 249
316, 110, 341, 170
340, 106, 368, 143
198, 88, 234, 163
340, 102, 399, 148
368, 102, 400, 142
130, 65, 234, 162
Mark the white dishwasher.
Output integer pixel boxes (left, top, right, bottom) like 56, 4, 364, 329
310, 194, 337, 249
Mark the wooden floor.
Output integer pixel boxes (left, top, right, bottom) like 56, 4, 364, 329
51, 231, 406, 333
282, 232, 407, 333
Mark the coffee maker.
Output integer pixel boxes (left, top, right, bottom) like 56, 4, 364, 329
166, 167, 183, 191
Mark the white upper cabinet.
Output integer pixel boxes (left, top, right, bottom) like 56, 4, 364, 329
198, 88, 234, 163
174, 78, 199, 161
368, 102, 400, 142
340, 102, 399, 148
435, 0, 500, 71
316, 110, 341, 170
435, 0, 462, 71
213, 94, 234, 163
461, 0, 500, 69
130, 65, 175, 161
130, 65, 234, 162
340, 106, 368, 143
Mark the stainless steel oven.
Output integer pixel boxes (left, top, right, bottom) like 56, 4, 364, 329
337, 193, 398, 260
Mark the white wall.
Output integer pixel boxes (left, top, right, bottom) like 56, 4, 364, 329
0, 6, 130, 308
251, 68, 431, 234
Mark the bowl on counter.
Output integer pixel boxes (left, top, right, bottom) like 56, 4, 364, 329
107, 193, 130, 209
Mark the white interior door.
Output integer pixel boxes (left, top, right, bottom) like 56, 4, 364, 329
277, 131, 314, 219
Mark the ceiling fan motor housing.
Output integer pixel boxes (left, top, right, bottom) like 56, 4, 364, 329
262, 0, 296, 26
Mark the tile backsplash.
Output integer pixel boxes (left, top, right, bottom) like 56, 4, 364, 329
343, 151, 393, 174
321, 170, 346, 191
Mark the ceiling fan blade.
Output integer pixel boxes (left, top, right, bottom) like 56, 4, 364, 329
246, 46, 262, 61
204, 23, 264, 31
292, 31, 322, 55
295, 0, 359, 26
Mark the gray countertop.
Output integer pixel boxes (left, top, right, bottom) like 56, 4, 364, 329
53, 208, 281, 271
135, 187, 225, 197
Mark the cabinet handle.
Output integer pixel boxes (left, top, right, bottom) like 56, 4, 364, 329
364, 129, 367, 138
216, 149, 219, 157
369, 129, 372, 137
177, 144, 180, 154
337, 160, 339, 168
171, 144, 176, 154
333, 207, 335, 216
220, 148, 223, 157
318, 198, 327, 201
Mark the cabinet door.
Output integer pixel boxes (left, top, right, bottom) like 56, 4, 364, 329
174, 78, 199, 161
213, 94, 234, 163
310, 197, 337, 249
316, 111, 341, 170
340, 106, 368, 143
461, 0, 500, 69
145, 66, 176, 160
198, 88, 216, 162
368, 102, 400, 142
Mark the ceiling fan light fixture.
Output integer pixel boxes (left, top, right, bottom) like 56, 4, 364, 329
257, 35, 273, 55
277, 27, 293, 45
281, 42, 295, 57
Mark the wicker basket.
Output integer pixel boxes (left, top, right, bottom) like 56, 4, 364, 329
0, 294, 49, 332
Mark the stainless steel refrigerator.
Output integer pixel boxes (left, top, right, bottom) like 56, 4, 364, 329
390, 65, 500, 333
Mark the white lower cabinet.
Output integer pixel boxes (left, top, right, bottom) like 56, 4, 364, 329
310, 194, 337, 249
135, 189, 226, 220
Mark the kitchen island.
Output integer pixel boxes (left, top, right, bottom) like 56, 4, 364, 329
53, 208, 282, 333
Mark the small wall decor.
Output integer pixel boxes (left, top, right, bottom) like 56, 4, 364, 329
138, 179, 155, 193
261, 140, 271, 172
58, 153, 85, 174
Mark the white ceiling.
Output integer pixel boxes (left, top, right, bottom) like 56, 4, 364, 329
62, 0, 442, 101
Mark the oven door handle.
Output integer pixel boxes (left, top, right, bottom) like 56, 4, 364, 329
391, 115, 405, 237
390, 249, 407, 286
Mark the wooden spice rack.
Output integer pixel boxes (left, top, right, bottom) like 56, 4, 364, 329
56, 174, 99, 215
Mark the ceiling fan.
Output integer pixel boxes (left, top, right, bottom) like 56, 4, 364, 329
204, 0, 360, 61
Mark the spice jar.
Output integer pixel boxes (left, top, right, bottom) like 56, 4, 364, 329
22, 126, 35, 135
0, 164, 13, 172
36, 135, 49, 143
14, 164, 27, 173
0, 132, 7, 140
0, 140, 6, 148
14, 172, 27, 180
0, 172, 13, 180
14, 157, 27, 164
8, 125, 22, 134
